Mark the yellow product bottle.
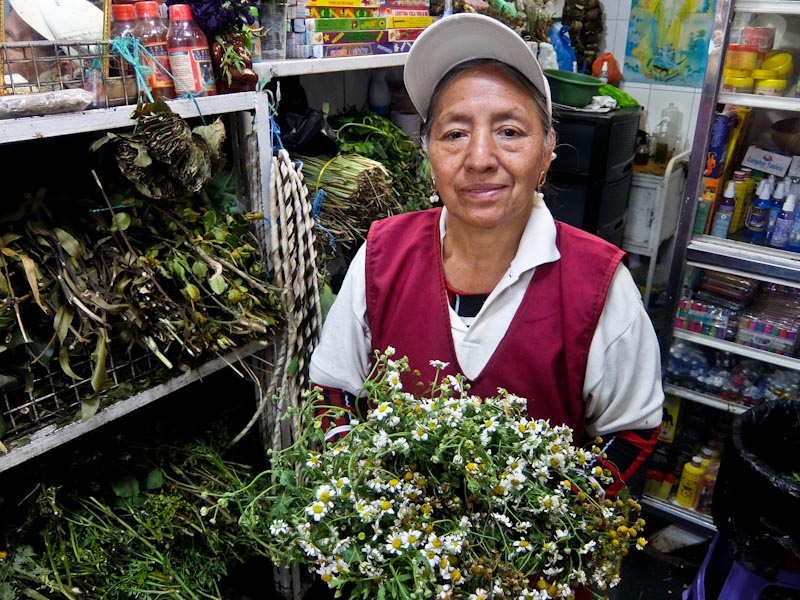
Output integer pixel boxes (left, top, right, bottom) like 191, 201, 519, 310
731, 172, 751, 232
675, 456, 705, 509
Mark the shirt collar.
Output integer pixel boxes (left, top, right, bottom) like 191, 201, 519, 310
438, 204, 561, 276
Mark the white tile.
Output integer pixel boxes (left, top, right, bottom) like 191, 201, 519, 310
619, 84, 651, 122
613, 19, 629, 64
617, 0, 631, 21
601, 0, 621, 21
646, 88, 695, 150
601, 18, 617, 54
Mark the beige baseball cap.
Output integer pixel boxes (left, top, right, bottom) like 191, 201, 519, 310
403, 12, 552, 120
8, 0, 103, 41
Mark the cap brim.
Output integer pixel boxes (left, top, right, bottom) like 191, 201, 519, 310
403, 13, 551, 120
8, 0, 56, 41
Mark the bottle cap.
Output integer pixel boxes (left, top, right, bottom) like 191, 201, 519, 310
724, 180, 736, 198
774, 181, 786, 200
168, 4, 194, 20
665, 473, 677, 483
136, 1, 159, 18
784, 194, 796, 212
691, 456, 703, 466
112, 4, 137, 21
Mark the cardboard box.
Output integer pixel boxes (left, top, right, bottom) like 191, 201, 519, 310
302, 16, 388, 31
295, 6, 377, 17
306, 29, 393, 44
386, 15, 434, 27
658, 395, 682, 443
741, 145, 793, 177
308, 40, 412, 57
300, 0, 381, 8
388, 27, 425, 41
375, 6, 430, 15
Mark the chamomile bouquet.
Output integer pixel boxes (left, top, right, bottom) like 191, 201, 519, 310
218, 348, 646, 599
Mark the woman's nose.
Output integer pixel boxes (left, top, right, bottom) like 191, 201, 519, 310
463, 130, 498, 170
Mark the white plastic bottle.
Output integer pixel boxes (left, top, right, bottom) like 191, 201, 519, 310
368, 69, 391, 117
770, 193, 796, 250
766, 180, 786, 244
598, 61, 609, 83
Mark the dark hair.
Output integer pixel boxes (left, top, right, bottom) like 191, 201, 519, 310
419, 58, 552, 150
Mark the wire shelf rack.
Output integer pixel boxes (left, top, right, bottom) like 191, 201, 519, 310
1, 39, 139, 107
1, 348, 166, 444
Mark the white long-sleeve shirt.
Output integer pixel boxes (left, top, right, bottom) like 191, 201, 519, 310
309, 204, 664, 437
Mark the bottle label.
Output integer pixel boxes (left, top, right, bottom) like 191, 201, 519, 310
770, 217, 793, 249
168, 45, 215, 95
745, 204, 769, 231
142, 41, 174, 90
710, 207, 734, 237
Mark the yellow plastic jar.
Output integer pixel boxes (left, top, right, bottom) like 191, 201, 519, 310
751, 68, 778, 81
762, 52, 793, 78
723, 75, 754, 93
725, 44, 759, 70
754, 78, 787, 96
723, 67, 751, 78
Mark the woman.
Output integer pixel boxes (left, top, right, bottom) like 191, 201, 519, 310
309, 13, 663, 498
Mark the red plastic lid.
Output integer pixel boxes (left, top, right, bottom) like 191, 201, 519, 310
112, 4, 136, 20
168, 4, 194, 20
665, 473, 677, 483
135, 1, 159, 18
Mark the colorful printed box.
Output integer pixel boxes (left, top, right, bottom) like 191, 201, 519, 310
308, 40, 413, 57
303, 17, 388, 31
380, 0, 430, 7
300, 0, 381, 8
305, 29, 393, 44
389, 27, 426, 41
375, 6, 430, 15
294, 6, 377, 17
386, 15, 434, 27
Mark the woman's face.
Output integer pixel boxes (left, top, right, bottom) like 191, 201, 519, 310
427, 64, 554, 232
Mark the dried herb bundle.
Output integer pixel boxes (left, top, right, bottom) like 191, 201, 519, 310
297, 153, 398, 251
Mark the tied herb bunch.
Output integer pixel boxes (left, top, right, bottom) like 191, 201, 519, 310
217, 349, 647, 600
167, 0, 261, 41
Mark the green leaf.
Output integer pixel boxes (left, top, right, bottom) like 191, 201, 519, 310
112, 212, 132, 231
145, 468, 165, 490
209, 273, 227, 294
90, 334, 108, 393
111, 475, 139, 498
81, 395, 100, 419
184, 283, 201, 302
192, 260, 209, 278
54, 228, 83, 258
203, 210, 217, 232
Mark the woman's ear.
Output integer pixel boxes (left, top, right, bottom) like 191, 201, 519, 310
543, 129, 557, 167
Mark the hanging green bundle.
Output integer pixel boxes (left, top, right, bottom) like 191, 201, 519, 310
297, 153, 400, 250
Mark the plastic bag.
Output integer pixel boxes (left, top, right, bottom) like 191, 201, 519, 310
591, 53, 622, 86
548, 22, 577, 72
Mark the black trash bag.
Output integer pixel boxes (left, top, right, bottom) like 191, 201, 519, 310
712, 400, 800, 579
280, 107, 337, 154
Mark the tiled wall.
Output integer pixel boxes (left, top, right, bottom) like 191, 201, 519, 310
601, 0, 706, 156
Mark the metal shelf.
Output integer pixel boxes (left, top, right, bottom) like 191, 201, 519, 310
672, 329, 800, 371
0, 91, 260, 144
717, 93, 800, 112
642, 495, 716, 534
734, 0, 800, 15
663, 384, 750, 414
254, 53, 408, 79
0, 341, 269, 474
686, 237, 800, 287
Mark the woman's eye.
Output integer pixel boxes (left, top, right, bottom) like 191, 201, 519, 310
501, 128, 518, 137
447, 131, 465, 140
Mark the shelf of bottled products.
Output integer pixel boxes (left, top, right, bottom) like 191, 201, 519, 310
657, 0, 800, 534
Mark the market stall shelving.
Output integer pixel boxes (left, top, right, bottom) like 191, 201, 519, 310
0, 90, 278, 471
658, 0, 800, 533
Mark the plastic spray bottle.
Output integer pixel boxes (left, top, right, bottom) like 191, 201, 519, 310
745, 181, 772, 244
787, 211, 800, 253
710, 180, 736, 238
765, 180, 786, 244
771, 194, 797, 250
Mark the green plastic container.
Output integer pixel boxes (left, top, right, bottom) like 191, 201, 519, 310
543, 69, 603, 107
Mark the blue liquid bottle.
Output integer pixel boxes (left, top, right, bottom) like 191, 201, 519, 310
787, 210, 800, 253
744, 182, 771, 244
769, 194, 796, 250
765, 181, 786, 245
710, 180, 736, 238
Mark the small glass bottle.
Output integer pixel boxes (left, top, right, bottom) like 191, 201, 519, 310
111, 4, 137, 77
135, 0, 176, 100
167, 4, 216, 96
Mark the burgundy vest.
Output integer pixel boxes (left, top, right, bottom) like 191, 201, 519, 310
365, 208, 624, 438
